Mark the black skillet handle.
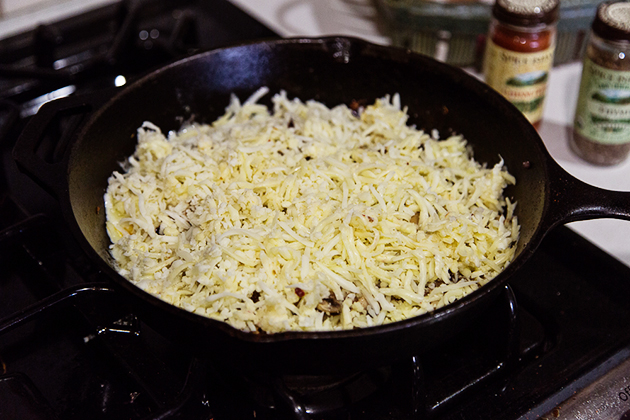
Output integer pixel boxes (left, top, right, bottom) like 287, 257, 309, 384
543, 159, 630, 231
12, 89, 117, 199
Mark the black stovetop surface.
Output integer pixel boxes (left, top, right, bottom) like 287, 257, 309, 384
1, 1, 630, 419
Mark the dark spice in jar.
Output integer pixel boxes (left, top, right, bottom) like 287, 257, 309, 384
483, 0, 559, 128
571, 1, 630, 166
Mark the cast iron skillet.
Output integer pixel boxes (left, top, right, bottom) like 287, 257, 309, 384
13, 37, 630, 375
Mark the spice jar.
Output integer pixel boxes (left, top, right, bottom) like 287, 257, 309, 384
483, 0, 559, 128
571, 1, 630, 166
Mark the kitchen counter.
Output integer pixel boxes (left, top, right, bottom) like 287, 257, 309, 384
0, 0, 628, 266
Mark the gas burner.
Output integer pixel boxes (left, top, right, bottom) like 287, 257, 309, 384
0, 0, 277, 116
232, 365, 393, 417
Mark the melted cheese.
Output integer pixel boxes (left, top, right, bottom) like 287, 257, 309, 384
104, 88, 519, 333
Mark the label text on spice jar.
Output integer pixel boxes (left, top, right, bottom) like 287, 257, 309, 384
574, 58, 630, 145
484, 41, 555, 124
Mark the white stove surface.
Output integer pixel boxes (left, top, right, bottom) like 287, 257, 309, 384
1, 0, 628, 267
0, 0, 117, 38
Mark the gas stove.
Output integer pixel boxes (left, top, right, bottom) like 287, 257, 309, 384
1, 1, 630, 419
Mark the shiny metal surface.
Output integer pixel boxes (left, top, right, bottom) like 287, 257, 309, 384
542, 356, 630, 420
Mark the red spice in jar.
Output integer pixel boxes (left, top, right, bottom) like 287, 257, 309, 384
483, 0, 559, 129
491, 23, 553, 53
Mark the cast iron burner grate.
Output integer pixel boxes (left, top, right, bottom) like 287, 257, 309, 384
0, 0, 276, 116
3, 209, 630, 420
202, 284, 549, 420
0, 207, 546, 420
0, 201, 210, 419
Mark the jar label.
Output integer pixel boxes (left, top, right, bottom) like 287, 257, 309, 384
483, 40, 555, 124
574, 58, 630, 145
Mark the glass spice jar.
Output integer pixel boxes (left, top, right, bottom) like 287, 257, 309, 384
571, 1, 630, 166
483, 0, 559, 129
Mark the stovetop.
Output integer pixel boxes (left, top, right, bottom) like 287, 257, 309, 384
1, 1, 630, 419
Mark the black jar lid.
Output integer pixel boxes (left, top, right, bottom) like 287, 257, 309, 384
493, 0, 560, 27
592, 1, 630, 42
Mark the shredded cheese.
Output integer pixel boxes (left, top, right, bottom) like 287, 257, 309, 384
104, 88, 519, 333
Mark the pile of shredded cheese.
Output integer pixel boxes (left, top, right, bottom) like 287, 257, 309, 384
104, 88, 519, 333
